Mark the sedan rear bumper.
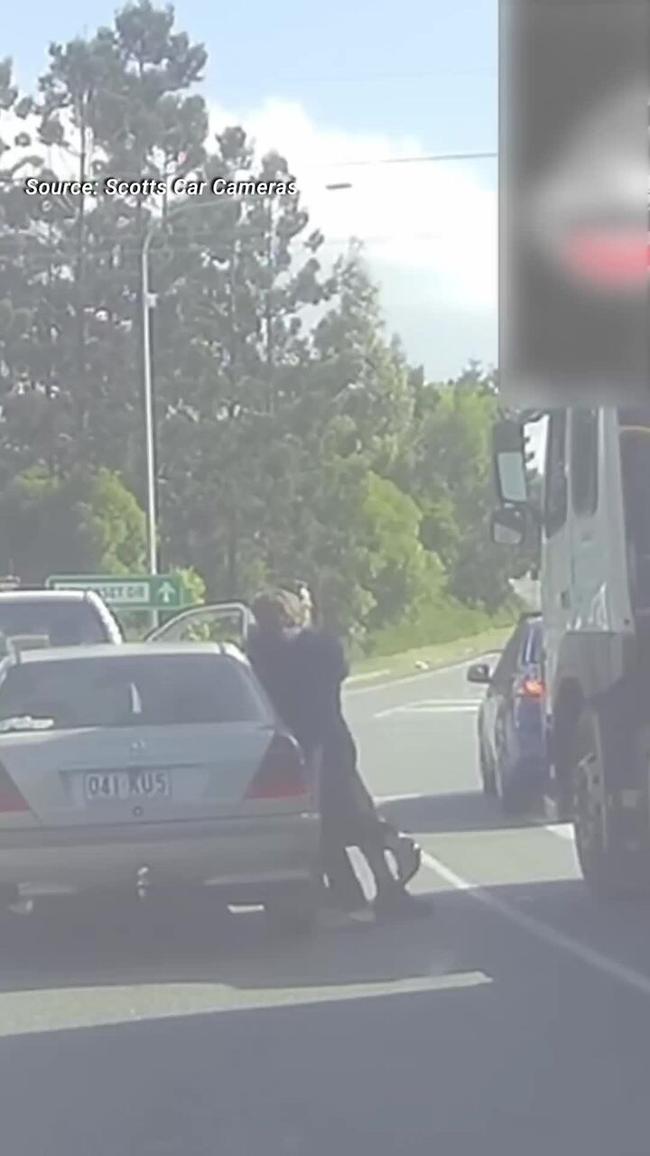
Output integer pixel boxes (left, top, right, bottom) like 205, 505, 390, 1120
0, 815, 321, 901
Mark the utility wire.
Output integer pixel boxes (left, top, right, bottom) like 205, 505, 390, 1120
0, 149, 497, 187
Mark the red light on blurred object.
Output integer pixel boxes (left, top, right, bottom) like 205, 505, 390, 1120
563, 232, 649, 287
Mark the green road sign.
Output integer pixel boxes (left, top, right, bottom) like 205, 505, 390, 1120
46, 574, 186, 611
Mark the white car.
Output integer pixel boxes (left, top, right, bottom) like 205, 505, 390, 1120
0, 642, 321, 931
0, 589, 123, 652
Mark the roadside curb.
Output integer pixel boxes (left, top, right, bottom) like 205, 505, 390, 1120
346, 669, 391, 685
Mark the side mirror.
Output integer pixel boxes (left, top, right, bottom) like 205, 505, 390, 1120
493, 419, 529, 505
467, 661, 491, 685
490, 506, 526, 547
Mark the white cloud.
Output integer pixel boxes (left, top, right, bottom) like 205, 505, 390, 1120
209, 98, 497, 375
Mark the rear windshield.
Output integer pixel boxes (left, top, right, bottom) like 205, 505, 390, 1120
0, 654, 266, 728
0, 601, 109, 648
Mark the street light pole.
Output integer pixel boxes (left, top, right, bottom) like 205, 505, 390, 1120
141, 223, 158, 580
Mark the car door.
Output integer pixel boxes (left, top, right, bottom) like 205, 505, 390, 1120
487, 625, 526, 768
145, 602, 255, 649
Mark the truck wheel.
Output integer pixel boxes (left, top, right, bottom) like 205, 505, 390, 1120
572, 706, 650, 899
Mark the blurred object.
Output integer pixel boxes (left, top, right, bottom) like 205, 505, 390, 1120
500, 0, 650, 406
0, 577, 21, 592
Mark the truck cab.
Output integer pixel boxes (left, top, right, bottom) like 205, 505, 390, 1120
492, 407, 650, 896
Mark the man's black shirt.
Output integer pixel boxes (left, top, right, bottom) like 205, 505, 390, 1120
246, 625, 354, 772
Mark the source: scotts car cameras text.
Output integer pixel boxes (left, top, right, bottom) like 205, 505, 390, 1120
23, 176, 298, 197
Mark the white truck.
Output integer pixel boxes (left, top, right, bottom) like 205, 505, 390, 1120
491, 406, 650, 896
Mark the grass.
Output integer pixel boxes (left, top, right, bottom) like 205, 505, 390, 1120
348, 624, 513, 683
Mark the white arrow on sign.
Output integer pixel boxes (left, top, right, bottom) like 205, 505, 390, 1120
158, 581, 177, 605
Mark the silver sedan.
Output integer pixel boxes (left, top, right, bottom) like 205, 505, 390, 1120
0, 643, 321, 931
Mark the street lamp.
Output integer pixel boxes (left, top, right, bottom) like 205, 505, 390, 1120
140, 223, 159, 579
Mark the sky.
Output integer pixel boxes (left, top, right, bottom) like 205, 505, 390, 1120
4, 0, 498, 381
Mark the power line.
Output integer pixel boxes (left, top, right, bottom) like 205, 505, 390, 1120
222, 68, 497, 86
304, 151, 497, 169
0, 149, 497, 187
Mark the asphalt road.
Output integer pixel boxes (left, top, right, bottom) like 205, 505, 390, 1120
3, 662, 650, 1155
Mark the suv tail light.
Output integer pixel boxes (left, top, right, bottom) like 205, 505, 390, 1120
246, 733, 309, 800
516, 676, 545, 700
0, 763, 29, 813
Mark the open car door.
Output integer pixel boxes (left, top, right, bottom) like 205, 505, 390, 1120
144, 601, 255, 649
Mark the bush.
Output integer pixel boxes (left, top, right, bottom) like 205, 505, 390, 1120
363, 595, 516, 658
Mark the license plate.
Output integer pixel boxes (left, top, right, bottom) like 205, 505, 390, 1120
84, 770, 171, 801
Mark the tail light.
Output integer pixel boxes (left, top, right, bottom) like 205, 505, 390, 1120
0, 763, 29, 813
246, 733, 309, 800
516, 676, 545, 700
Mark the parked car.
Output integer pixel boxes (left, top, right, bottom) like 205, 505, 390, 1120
467, 614, 547, 814
0, 590, 123, 653
0, 642, 320, 932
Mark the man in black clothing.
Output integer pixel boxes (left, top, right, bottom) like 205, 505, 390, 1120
247, 589, 430, 920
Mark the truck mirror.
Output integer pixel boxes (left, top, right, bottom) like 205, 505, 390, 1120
490, 507, 526, 547
493, 419, 528, 505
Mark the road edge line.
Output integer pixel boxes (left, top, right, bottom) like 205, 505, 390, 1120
347, 669, 391, 685
420, 849, 650, 998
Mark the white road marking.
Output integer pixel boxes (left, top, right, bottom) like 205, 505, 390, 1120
0, 971, 493, 1038
545, 823, 575, 842
374, 699, 481, 719
347, 657, 489, 696
375, 793, 575, 844
421, 850, 650, 998
376, 792, 426, 804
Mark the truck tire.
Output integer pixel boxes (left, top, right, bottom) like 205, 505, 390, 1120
572, 705, 650, 899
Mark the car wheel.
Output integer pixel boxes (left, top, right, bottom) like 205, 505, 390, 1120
479, 738, 497, 795
495, 755, 528, 817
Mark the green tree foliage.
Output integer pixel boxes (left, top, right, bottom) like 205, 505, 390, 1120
0, 5, 526, 651
0, 467, 146, 582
